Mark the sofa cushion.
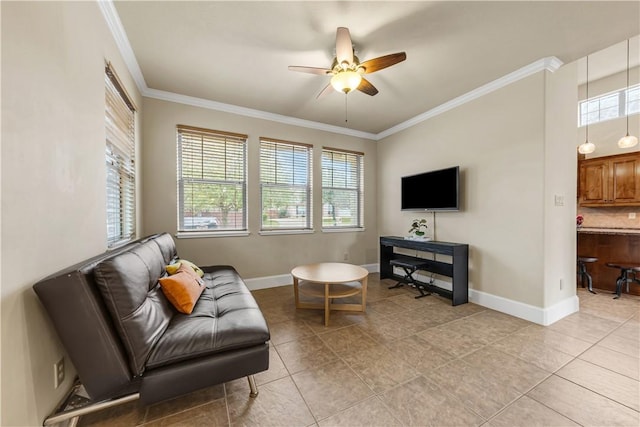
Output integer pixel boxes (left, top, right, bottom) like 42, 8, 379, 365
146, 266, 270, 369
159, 264, 205, 314
94, 240, 174, 375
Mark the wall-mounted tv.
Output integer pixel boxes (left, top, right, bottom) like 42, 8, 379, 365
401, 166, 460, 211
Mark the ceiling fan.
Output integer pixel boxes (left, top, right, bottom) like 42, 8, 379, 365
288, 27, 407, 98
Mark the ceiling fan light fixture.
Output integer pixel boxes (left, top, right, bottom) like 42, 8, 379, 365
331, 71, 362, 94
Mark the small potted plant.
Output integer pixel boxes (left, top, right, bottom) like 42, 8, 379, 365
408, 218, 429, 240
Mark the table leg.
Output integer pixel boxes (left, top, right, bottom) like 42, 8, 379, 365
361, 275, 368, 312
294, 276, 300, 308
324, 283, 330, 326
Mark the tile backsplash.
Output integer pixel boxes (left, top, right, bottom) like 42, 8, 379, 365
578, 206, 640, 229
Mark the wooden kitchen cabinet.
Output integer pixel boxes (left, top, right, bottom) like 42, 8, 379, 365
579, 152, 640, 206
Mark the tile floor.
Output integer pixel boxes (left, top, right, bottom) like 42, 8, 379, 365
79, 274, 640, 426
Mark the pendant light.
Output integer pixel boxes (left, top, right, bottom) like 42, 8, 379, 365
618, 39, 638, 148
578, 55, 596, 154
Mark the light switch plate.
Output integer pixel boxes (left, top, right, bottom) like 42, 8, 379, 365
629, 212, 636, 219
554, 195, 564, 206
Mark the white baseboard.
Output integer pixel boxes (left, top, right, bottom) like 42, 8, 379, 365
244, 264, 579, 325
469, 289, 579, 326
244, 263, 380, 291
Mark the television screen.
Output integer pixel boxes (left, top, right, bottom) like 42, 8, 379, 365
401, 166, 460, 211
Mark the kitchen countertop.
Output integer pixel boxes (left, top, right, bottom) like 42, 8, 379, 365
578, 227, 640, 235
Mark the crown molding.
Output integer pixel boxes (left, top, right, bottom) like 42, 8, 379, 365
97, 0, 148, 93
144, 88, 378, 140
99, 0, 563, 143
376, 56, 564, 140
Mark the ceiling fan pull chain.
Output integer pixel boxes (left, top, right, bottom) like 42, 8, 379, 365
345, 94, 348, 123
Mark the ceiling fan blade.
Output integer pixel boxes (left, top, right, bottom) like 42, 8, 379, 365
288, 66, 332, 75
316, 83, 335, 99
336, 27, 353, 65
357, 77, 378, 96
359, 52, 407, 74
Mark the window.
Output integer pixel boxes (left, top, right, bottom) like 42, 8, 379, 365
260, 138, 312, 231
177, 125, 247, 233
579, 83, 640, 126
105, 64, 136, 248
322, 147, 364, 229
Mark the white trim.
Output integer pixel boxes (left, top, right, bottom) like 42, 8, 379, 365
97, 0, 148, 93
244, 263, 379, 290
144, 88, 378, 140
244, 273, 292, 291
98, 1, 565, 143
175, 231, 250, 239
376, 56, 564, 140
469, 288, 578, 326
322, 227, 366, 233
258, 229, 315, 236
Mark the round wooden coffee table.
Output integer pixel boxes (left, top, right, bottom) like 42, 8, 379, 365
291, 262, 368, 326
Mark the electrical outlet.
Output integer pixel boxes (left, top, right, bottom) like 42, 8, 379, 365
559, 279, 563, 290
629, 212, 636, 219
343, 252, 349, 261
54, 357, 65, 389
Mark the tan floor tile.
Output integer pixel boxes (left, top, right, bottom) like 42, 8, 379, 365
292, 360, 374, 420
387, 293, 438, 310
579, 299, 639, 323
417, 324, 488, 358
268, 319, 315, 345
317, 396, 402, 427
599, 333, 640, 358
556, 359, 640, 411
355, 316, 422, 344
613, 320, 640, 343
491, 333, 574, 373
427, 359, 521, 419
382, 376, 485, 426
489, 396, 579, 427
463, 347, 550, 393
142, 399, 228, 427
227, 376, 315, 427
78, 400, 145, 427
528, 375, 640, 426
547, 312, 621, 343
276, 335, 339, 374
318, 325, 378, 356
465, 310, 531, 340
144, 384, 225, 422
341, 344, 419, 393
367, 298, 407, 316
579, 344, 639, 380
225, 348, 289, 395
386, 334, 454, 374
512, 325, 592, 356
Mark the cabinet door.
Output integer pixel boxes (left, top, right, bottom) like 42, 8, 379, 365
579, 160, 609, 205
611, 156, 640, 203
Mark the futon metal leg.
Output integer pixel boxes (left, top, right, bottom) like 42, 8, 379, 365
247, 375, 259, 398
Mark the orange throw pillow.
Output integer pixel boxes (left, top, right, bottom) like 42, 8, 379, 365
159, 264, 205, 314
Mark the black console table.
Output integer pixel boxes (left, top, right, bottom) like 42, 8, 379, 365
380, 236, 469, 305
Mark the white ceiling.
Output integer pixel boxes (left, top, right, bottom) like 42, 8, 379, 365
112, 1, 640, 136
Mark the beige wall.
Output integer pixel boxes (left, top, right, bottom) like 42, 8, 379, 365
377, 74, 549, 307
543, 62, 581, 307
1, 2, 142, 425
141, 98, 378, 279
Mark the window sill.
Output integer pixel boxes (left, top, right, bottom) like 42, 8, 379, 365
259, 229, 314, 236
322, 227, 365, 233
176, 230, 250, 239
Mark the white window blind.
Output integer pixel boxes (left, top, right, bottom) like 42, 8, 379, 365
322, 147, 364, 229
105, 64, 136, 248
177, 125, 247, 232
260, 138, 312, 231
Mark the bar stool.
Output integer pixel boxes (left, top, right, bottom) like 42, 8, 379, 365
577, 256, 598, 294
605, 262, 640, 299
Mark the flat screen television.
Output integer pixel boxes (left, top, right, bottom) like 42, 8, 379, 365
401, 166, 460, 211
